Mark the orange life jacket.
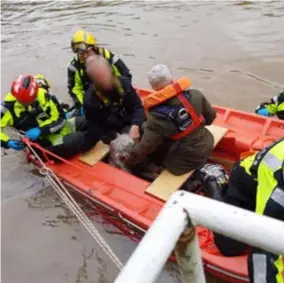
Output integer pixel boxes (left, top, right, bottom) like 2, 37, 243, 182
143, 77, 205, 140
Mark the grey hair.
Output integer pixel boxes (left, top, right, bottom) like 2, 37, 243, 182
148, 64, 173, 90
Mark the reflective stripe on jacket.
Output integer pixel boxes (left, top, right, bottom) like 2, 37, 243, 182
240, 138, 284, 283
1, 88, 71, 148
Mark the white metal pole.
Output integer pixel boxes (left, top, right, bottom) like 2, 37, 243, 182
175, 227, 206, 283
114, 190, 284, 283
171, 191, 284, 255
113, 202, 188, 283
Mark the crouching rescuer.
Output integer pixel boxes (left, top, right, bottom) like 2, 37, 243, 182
1, 74, 87, 159
211, 138, 284, 283
82, 55, 145, 149
126, 64, 216, 175
255, 91, 284, 120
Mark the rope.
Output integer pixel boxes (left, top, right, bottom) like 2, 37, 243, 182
20, 134, 123, 270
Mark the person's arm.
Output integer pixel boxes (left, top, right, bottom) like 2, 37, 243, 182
127, 114, 174, 165
199, 90, 216, 125
38, 93, 66, 135
1, 102, 14, 148
83, 86, 104, 127
122, 80, 146, 128
82, 87, 107, 149
67, 60, 84, 106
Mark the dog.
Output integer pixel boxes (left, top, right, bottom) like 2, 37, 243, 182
108, 133, 163, 181
109, 133, 135, 172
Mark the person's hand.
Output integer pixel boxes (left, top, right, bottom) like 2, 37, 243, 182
25, 127, 42, 141
256, 108, 270, 117
129, 125, 140, 143
79, 106, 84, 116
60, 102, 70, 111
7, 139, 25, 151
65, 111, 72, 119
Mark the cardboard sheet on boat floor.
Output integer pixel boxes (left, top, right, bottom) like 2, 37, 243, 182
145, 125, 228, 201
79, 141, 110, 166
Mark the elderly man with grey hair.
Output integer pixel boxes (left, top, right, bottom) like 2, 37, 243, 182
148, 64, 173, 91
126, 64, 216, 175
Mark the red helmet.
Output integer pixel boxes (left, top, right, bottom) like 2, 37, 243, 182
11, 75, 38, 104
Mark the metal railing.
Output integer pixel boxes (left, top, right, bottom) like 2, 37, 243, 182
114, 190, 284, 283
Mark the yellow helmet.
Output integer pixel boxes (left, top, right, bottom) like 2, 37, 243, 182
34, 74, 51, 91
71, 30, 97, 53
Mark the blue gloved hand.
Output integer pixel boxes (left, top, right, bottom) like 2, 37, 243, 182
65, 111, 72, 119
256, 108, 270, 117
25, 127, 42, 141
80, 106, 84, 116
7, 139, 25, 150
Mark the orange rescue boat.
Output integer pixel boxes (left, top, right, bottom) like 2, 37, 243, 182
25, 87, 284, 283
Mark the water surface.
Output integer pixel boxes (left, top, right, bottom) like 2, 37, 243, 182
1, 1, 284, 282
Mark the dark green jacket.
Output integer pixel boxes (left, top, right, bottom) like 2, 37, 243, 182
128, 89, 216, 175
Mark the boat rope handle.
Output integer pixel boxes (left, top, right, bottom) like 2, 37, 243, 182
18, 132, 124, 271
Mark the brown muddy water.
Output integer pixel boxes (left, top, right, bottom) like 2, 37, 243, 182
1, 1, 284, 283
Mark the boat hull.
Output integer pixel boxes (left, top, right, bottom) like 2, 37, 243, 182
25, 88, 284, 282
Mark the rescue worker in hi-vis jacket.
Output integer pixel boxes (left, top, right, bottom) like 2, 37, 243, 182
212, 138, 284, 283
67, 29, 132, 116
255, 91, 284, 120
1, 74, 88, 159
82, 55, 145, 148
126, 64, 216, 175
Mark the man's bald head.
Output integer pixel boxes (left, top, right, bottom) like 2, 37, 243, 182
85, 54, 114, 90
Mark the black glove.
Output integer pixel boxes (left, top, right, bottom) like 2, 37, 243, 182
197, 164, 229, 199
